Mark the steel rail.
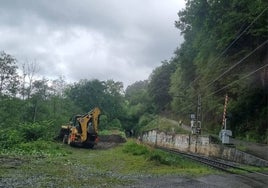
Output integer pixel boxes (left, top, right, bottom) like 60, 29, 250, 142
156, 146, 268, 177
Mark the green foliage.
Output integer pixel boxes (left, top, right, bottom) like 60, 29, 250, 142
122, 141, 205, 168
122, 141, 150, 156
124, 80, 154, 133
22, 140, 68, 156
0, 96, 25, 128
0, 129, 23, 149
127, 103, 147, 118
149, 149, 181, 166
0, 140, 68, 156
0, 0, 267, 154
125, 80, 151, 107
148, 60, 177, 112
107, 118, 122, 130
0, 51, 19, 96
99, 114, 108, 130
229, 88, 268, 142
65, 79, 127, 130
169, 0, 268, 142
0, 120, 67, 156
141, 117, 190, 134
65, 79, 106, 112
19, 121, 54, 142
99, 129, 126, 140
65, 79, 124, 118
138, 113, 155, 128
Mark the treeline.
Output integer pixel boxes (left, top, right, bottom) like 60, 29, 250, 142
153, 0, 267, 142
126, 0, 268, 142
0, 52, 128, 132
1, 0, 267, 145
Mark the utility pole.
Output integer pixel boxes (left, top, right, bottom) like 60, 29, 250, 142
191, 94, 202, 135
222, 94, 228, 130
196, 94, 202, 134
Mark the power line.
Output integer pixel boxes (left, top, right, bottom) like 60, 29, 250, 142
202, 39, 268, 91
173, 7, 268, 115
206, 63, 268, 98
215, 6, 268, 61
183, 7, 268, 91
180, 41, 268, 110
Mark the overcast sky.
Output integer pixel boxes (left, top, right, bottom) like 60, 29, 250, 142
0, 0, 185, 88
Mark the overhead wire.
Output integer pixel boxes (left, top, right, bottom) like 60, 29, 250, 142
172, 6, 268, 114
205, 63, 268, 98
202, 39, 268, 91
214, 6, 268, 61
182, 6, 268, 92
180, 38, 268, 108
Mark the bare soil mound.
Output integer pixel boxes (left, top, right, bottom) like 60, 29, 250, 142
99, 134, 127, 143
95, 134, 127, 149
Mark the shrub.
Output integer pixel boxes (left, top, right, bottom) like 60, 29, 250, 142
123, 141, 187, 166
122, 141, 149, 156
138, 113, 155, 127
149, 149, 178, 165
108, 118, 122, 130
0, 129, 23, 149
16, 140, 67, 156
99, 129, 127, 140
19, 121, 54, 142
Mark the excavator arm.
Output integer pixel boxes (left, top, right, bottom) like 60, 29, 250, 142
78, 107, 101, 142
91, 107, 101, 134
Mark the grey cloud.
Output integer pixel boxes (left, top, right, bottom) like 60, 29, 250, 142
0, 0, 184, 87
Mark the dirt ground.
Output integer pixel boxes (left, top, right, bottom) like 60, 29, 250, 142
120, 173, 268, 188
1, 144, 268, 188
1, 130, 268, 188
230, 138, 268, 161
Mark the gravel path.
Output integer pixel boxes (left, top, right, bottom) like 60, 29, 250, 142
1, 149, 268, 188
119, 173, 268, 188
230, 138, 268, 161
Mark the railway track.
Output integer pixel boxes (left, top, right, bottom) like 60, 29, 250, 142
156, 146, 268, 177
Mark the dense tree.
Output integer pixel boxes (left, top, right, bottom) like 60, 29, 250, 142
65, 79, 106, 113
123, 80, 153, 133
170, 0, 268, 141
125, 80, 150, 107
64, 79, 127, 130
148, 60, 176, 112
103, 80, 125, 120
0, 51, 19, 97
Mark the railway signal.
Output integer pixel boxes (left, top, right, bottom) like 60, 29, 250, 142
219, 94, 232, 144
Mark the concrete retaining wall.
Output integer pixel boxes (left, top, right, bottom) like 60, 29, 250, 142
142, 130, 268, 167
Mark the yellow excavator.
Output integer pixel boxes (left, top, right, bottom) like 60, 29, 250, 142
59, 107, 101, 148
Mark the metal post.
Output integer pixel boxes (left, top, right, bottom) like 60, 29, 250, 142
222, 94, 228, 129
224, 118, 227, 130
196, 94, 202, 134
219, 94, 232, 144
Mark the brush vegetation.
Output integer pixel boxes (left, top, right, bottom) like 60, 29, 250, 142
141, 117, 189, 134
0, 140, 217, 187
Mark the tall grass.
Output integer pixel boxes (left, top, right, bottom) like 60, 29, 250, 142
0, 121, 68, 156
122, 141, 206, 168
